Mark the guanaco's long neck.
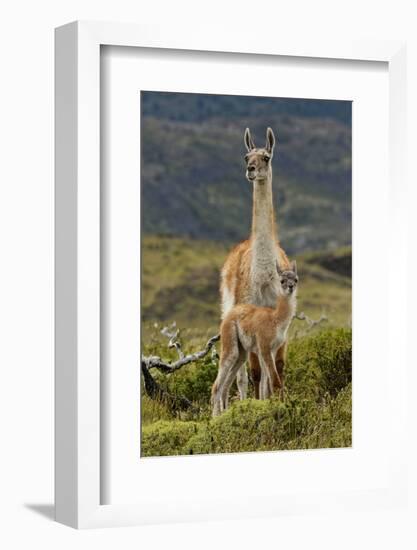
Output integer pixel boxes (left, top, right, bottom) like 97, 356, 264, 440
273, 293, 297, 328
251, 174, 277, 244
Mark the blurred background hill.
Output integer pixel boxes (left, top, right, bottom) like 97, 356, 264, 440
141, 91, 351, 254
142, 235, 351, 332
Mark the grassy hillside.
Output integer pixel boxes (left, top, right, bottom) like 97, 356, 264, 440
141, 328, 352, 457
141, 235, 351, 335
141, 236, 352, 457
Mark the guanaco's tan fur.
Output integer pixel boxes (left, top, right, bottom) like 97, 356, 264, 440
220, 128, 290, 400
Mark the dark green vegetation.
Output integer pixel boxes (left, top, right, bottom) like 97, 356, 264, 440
141, 328, 352, 457
141, 92, 351, 254
141, 237, 352, 457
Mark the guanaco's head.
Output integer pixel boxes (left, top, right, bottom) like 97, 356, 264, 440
277, 260, 298, 296
244, 127, 275, 183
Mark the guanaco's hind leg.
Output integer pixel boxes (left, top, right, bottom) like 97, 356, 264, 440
212, 321, 244, 416
212, 356, 234, 417
236, 365, 248, 400
220, 346, 246, 409
248, 352, 262, 399
212, 346, 246, 416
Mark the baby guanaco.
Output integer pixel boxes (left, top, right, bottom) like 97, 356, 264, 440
212, 260, 298, 416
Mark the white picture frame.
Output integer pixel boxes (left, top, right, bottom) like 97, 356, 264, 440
55, 21, 407, 529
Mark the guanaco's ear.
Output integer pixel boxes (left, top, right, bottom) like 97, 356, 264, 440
291, 260, 297, 275
265, 127, 276, 154
276, 261, 283, 275
244, 128, 255, 152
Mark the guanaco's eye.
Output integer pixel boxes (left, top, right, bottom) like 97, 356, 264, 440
263, 156, 270, 162
244, 154, 249, 162
295, 277, 299, 283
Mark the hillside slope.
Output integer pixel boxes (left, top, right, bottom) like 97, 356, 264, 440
141, 236, 351, 334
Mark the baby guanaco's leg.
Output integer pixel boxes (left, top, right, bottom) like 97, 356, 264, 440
275, 341, 287, 397
221, 345, 247, 408
259, 363, 270, 400
212, 321, 239, 416
259, 345, 283, 397
262, 343, 286, 399
236, 365, 248, 400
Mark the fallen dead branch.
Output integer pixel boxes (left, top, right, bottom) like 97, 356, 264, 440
293, 311, 328, 329
142, 329, 220, 374
141, 360, 194, 411
141, 324, 220, 409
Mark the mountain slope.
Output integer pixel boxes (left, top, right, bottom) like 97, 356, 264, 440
141, 109, 351, 253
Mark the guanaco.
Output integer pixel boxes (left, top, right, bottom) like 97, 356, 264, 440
212, 260, 298, 416
220, 128, 290, 401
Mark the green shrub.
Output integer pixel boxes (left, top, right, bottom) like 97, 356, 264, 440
141, 328, 352, 456
296, 383, 352, 450
141, 384, 352, 457
184, 398, 311, 455
141, 395, 174, 426
315, 329, 352, 396
286, 328, 352, 399
163, 354, 219, 404
141, 421, 199, 457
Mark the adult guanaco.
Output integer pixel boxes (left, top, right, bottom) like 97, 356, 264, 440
220, 127, 290, 400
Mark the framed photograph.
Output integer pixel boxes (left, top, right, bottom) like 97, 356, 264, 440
55, 21, 407, 528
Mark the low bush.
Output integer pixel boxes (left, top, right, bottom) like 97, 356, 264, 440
141, 328, 352, 457
141, 395, 174, 426
164, 354, 219, 405
286, 327, 352, 399
141, 420, 199, 457
141, 384, 352, 457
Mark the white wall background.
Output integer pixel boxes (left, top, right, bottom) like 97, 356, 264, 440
0, 1, 416, 548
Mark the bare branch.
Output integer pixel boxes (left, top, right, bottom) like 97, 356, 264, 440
141, 361, 194, 410
142, 333, 220, 374
293, 311, 328, 329
160, 324, 184, 360
141, 327, 220, 410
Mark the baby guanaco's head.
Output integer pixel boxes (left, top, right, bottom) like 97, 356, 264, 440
277, 260, 298, 296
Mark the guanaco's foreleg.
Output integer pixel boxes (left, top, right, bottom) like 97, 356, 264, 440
275, 341, 287, 398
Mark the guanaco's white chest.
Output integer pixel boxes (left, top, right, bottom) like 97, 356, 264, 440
250, 246, 280, 308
